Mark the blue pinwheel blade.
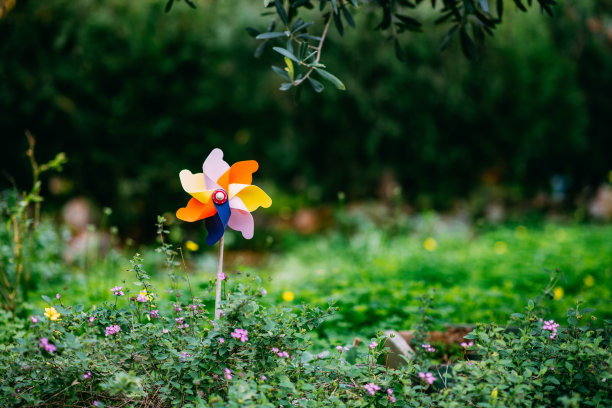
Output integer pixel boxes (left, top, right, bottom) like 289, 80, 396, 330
204, 201, 231, 246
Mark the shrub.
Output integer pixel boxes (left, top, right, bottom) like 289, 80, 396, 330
0, 248, 610, 407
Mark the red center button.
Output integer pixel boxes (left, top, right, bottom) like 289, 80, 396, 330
212, 189, 227, 205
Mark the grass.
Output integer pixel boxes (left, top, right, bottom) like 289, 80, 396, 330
22, 215, 612, 344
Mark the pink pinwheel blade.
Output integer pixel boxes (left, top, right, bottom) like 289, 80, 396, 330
228, 197, 254, 239
203, 148, 230, 190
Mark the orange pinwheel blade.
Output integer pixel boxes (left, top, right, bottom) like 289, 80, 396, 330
176, 197, 216, 222
229, 160, 259, 185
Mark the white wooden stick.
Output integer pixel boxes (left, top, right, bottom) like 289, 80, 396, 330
214, 235, 225, 320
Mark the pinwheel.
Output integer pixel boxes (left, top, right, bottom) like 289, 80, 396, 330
175, 148, 272, 319
176, 148, 272, 246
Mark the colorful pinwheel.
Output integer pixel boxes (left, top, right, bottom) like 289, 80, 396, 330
176, 148, 272, 246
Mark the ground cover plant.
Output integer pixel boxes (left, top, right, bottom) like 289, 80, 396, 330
1, 240, 610, 406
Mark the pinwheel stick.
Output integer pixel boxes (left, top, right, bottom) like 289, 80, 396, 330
214, 235, 224, 320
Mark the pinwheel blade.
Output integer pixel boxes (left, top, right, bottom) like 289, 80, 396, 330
204, 200, 231, 246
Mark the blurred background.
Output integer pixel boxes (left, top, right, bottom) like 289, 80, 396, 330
0, 0, 611, 337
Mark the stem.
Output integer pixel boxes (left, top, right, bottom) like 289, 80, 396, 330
293, 11, 334, 86
214, 235, 225, 320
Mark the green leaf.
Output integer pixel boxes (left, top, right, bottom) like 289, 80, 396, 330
275, 0, 288, 24
256, 32, 287, 39
316, 69, 345, 90
165, 0, 174, 13
42, 295, 52, 304
459, 26, 478, 60
272, 47, 299, 63
272, 65, 291, 81
308, 77, 324, 93
279, 82, 293, 91
440, 24, 459, 51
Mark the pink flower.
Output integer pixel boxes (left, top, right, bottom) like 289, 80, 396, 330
231, 328, 248, 342
179, 351, 191, 362
217, 272, 226, 280
224, 368, 233, 380
387, 388, 396, 403
105, 325, 121, 337
83, 371, 92, 379
260, 375, 267, 380
542, 319, 560, 340
173, 304, 183, 313
261, 288, 268, 296
461, 341, 474, 348
162, 328, 169, 334
219, 338, 225, 344
272, 347, 279, 353
56, 293, 61, 300
336, 345, 349, 353
363, 382, 381, 396
30, 316, 38, 324
369, 341, 377, 350
88, 316, 95, 326
110, 286, 124, 296
150, 310, 159, 318
418, 372, 436, 385
421, 344, 435, 352
93, 401, 99, 407
276, 350, 289, 358
39, 337, 57, 353
136, 293, 147, 302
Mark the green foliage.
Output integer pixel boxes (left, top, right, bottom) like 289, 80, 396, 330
1, 1, 609, 234
269, 214, 612, 337
0, 254, 610, 406
0, 135, 66, 312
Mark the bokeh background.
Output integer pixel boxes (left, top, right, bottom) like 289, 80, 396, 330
0, 0, 611, 338
1, 0, 611, 239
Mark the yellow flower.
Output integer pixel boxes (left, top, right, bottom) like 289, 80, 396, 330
139, 289, 153, 302
514, 225, 528, 240
494, 241, 508, 255
424, 237, 437, 252
282, 291, 295, 302
583, 275, 594, 287
44, 307, 61, 321
553, 287, 564, 300
491, 389, 498, 398
185, 240, 199, 251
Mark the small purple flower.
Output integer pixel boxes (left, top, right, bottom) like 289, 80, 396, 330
39, 337, 57, 353
272, 347, 279, 353
387, 388, 396, 403
369, 341, 377, 350
110, 286, 124, 296
83, 371, 92, 380
136, 293, 147, 303
30, 315, 38, 324
260, 375, 267, 380
336, 345, 349, 353
231, 328, 248, 343
162, 328, 169, 334
179, 351, 191, 362
175, 317, 189, 329
224, 368, 233, 380
150, 309, 159, 319
261, 288, 268, 296
105, 325, 121, 337
217, 272, 226, 280
173, 304, 183, 313
56, 293, 61, 300
219, 338, 225, 344
542, 319, 560, 340
317, 352, 326, 359
363, 382, 381, 396
422, 343, 435, 353
93, 401, 99, 407
460, 341, 474, 348
276, 350, 290, 358
418, 372, 436, 385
